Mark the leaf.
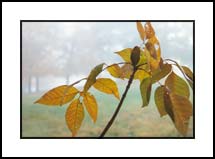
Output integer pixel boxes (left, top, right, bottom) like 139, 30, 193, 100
186, 78, 193, 89
174, 64, 193, 90
151, 64, 172, 83
145, 22, 155, 39
136, 21, 145, 41
120, 64, 133, 79
83, 63, 104, 93
145, 42, 157, 59
130, 46, 140, 66
137, 49, 148, 65
165, 72, 190, 98
35, 85, 79, 106
83, 92, 98, 123
65, 99, 84, 136
107, 64, 122, 79
182, 66, 193, 81
140, 77, 152, 107
148, 36, 159, 45
115, 48, 132, 63
93, 78, 120, 99
164, 92, 193, 136
144, 46, 161, 71
134, 69, 150, 81
154, 86, 167, 117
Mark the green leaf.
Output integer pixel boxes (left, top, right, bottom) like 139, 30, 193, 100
140, 77, 152, 107
154, 86, 167, 117
182, 66, 193, 89
151, 64, 172, 83
164, 92, 193, 136
182, 66, 193, 81
165, 71, 190, 98
83, 63, 104, 93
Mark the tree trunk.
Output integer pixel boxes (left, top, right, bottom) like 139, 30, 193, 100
35, 76, 39, 92
28, 75, 32, 93
66, 75, 70, 85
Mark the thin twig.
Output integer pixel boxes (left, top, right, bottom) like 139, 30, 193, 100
60, 77, 87, 106
102, 62, 130, 71
164, 59, 193, 84
99, 67, 138, 138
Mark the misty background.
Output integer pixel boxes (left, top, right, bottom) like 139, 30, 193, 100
22, 22, 193, 93
22, 22, 193, 137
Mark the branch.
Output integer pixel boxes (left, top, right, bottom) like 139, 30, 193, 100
164, 59, 193, 84
99, 67, 137, 138
102, 62, 130, 71
60, 77, 87, 106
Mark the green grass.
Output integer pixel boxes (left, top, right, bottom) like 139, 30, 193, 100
22, 84, 193, 137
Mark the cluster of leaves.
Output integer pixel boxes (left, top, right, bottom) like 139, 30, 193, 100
35, 21, 193, 137
35, 63, 120, 136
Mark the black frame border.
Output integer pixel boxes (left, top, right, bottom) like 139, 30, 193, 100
20, 20, 195, 139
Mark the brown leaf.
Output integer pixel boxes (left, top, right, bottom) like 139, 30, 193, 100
164, 92, 193, 136
151, 64, 172, 83
182, 66, 193, 81
145, 42, 157, 59
145, 22, 155, 39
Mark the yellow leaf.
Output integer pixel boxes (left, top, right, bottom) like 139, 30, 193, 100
136, 22, 145, 41
137, 49, 148, 65
83, 92, 98, 123
107, 64, 123, 79
144, 46, 161, 70
83, 63, 104, 93
148, 36, 159, 45
164, 92, 193, 136
35, 85, 79, 106
115, 48, 132, 63
65, 99, 84, 136
134, 69, 150, 81
145, 22, 155, 39
93, 78, 120, 99
165, 71, 190, 98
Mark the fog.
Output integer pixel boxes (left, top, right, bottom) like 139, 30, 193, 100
22, 22, 193, 93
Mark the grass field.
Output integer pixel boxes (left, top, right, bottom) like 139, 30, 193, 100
22, 84, 193, 137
